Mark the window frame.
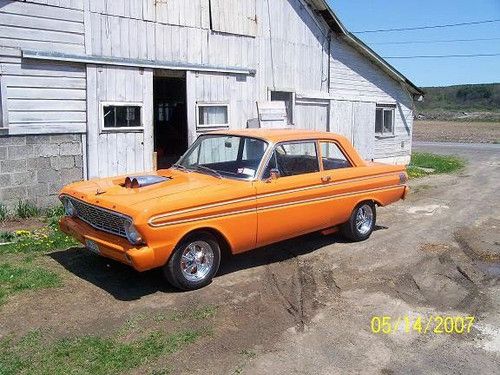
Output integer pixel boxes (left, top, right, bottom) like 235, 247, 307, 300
100, 101, 144, 133
0, 76, 8, 130
375, 104, 396, 137
317, 140, 354, 171
270, 90, 295, 125
259, 139, 321, 180
196, 102, 230, 130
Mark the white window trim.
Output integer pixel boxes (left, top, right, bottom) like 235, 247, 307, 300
375, 105, 396, 138
268, 89, 296, 125
196, 102, 230, 129
0, 75, 8, 130
100, 102, 144, 133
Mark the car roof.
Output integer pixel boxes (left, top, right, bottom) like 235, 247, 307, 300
207, 128, 343, 143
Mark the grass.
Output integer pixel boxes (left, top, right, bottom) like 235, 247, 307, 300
167, 305, 218, 322
0, 328, 205, 375
0, 263, 62, 305
0, 203, 7, 222
16, 200, 40, 219
407, 152, 465, 178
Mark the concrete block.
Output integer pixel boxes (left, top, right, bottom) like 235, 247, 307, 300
27, 183, 48, 198
0, 173, 11, 186
37, 168, 61, 184
60, 142, 82, 156
11, 170, 36, 187
0, 136, 26, 146
8, 145, 34, 160
61, 167, 83, 183
33, 143, 60, 157
0, 147, 6, 160
50, 156, 75, 171
1, 186, 27, 200
1, 159, 27, 173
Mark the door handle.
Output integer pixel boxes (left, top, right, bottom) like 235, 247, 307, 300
321, 176, 332, 183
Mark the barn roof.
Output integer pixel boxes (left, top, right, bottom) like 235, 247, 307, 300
307, 0, 424, 96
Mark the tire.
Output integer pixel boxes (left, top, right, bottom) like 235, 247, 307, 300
163, 232, 221, 291
341, 202, 376, 242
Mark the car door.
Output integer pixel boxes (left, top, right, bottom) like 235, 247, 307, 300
255, 140, 331, 247
318, 140, 358, 225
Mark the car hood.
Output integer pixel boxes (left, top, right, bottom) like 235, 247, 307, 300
60, 169, 255, 219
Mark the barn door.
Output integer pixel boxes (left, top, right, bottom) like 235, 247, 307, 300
352, 102, 375, 160
87, 65, 154, 179
330, 100, 353, 141
294, 99, 329, 131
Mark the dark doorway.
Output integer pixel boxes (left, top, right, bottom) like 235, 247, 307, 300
153, 73, 188, 169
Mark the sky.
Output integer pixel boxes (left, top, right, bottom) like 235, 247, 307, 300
327, 0, 500, 87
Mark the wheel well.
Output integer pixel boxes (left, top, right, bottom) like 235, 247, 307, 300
179, 227, 232, 258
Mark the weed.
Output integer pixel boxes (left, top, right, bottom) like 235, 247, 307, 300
16, 200, 40, 219
0, 263, 62, 305
408, 152, 465, 178
0, 203, 8, 222
0, 329, 205, 375
0, 232, 15, 244
169, 305, 218, 322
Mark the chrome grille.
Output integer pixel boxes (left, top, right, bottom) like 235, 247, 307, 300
69, 198, 129, 238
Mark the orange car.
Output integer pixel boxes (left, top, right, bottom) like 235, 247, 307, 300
59, 129, 408, 290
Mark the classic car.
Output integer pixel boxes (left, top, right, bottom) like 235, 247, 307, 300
59, 129, 409, 290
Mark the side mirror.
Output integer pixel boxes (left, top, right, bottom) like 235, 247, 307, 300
269, 168, 280, 181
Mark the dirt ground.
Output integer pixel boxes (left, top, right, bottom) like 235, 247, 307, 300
1, 143, 499, 374
413, 120, 500, 144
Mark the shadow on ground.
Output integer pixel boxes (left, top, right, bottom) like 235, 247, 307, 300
50, 225, 389, 301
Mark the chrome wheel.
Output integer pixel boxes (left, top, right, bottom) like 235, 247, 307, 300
180, 241, 214, 282
355, 204, 374, 235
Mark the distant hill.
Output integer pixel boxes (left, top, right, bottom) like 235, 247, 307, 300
415, 83, 500, 121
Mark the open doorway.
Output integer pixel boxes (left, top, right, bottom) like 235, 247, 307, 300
153, 71, 188, 169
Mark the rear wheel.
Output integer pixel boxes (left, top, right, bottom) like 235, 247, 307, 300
341, 202, 376, 242
164, 232, 221, 291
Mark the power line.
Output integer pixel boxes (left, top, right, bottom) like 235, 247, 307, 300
370, 37, 500, 45
353, 19, 500, 34
383, 53, 500, 59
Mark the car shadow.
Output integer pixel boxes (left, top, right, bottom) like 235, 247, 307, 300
49, 229, 377, 301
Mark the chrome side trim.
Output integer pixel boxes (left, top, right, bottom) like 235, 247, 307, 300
148, 171, 401, 226
149, 184, 403, 227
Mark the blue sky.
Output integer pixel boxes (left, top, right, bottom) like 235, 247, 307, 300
328, 0, 500, 87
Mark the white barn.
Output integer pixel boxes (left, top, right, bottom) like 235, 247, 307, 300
0, 0, 422, 208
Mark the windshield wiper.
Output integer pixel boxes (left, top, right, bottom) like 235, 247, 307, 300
194, 165, 223, 179
172, 164, 189, 172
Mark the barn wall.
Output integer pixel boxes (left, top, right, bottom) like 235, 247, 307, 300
0, 1, 86, 136
330, 35, 414, 162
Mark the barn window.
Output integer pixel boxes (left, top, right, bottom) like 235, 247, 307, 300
102, 103, 142, 130
375, 105, 395, 136
209, 0, 257, 37
271, 91, 294, 124
197, 103, 229, 129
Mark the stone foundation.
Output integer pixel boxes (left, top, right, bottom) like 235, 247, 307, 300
0, 134, 84, 209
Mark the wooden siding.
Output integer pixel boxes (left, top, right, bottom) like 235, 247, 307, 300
210, 0, 257, 37
294, 99, 329, 131
86, 65, 153, 178
88, 0, 210, 29
330, 35, 413, 160
0, 46, 86, 135
0, 0, 85, 54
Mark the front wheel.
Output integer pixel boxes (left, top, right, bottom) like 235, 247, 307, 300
341, 202, 376, 242
163, 232, 221, 291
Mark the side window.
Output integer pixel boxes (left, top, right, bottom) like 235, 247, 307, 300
375, 105, 395, 136
320, 142, 352, 170
263, 142, 319, 178
103, 104, 142, 129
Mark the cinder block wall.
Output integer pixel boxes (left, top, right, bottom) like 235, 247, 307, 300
0, 134, 84, 209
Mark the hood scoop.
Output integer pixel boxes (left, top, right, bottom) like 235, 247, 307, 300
124, 175, 171, 189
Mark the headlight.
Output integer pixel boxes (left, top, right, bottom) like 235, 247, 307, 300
124, 221, 143, 245
61, 197, 76, 217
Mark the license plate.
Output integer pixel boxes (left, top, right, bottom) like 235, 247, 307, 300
85, 239, 101, 255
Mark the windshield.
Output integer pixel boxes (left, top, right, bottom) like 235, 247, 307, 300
177, 135, 268, 179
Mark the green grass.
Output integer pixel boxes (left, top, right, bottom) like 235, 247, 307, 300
0, 263, 62, 305
408, 152, 466, 178
167, 305, 218, 322
16, 200, 40, 219
0, 203, 7, 222
0, 329, 205, 375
